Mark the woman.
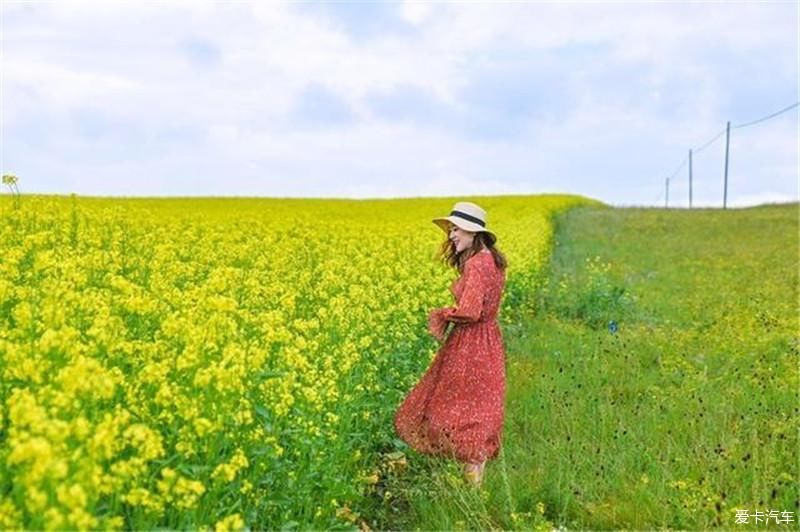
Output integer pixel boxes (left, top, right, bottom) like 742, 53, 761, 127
394, 201, 507, 486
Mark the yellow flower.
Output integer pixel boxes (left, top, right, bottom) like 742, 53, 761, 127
43, 508, 66, 530
215, 513, 245, 532
174, 477, 205, 509
0, 499, 23, 529
212, 449, 249, 484
0, 194, 596, 527
123, 488, 164, 514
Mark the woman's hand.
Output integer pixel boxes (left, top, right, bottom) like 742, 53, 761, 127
427, 308, 449, 342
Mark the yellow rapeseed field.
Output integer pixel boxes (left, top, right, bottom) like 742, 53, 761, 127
0, 194, 598, 529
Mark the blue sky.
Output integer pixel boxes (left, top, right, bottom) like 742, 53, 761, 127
2, 1, 798, 207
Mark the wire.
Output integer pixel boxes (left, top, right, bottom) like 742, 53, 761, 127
733, 101, 799, 129
693, 128, 727, 154
667, 157, 688, 181
650, 157, 686, 207
649, 99, 798, 206
653, 187, 664, 207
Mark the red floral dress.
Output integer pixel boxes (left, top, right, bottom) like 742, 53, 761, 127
394, 250, 506, 465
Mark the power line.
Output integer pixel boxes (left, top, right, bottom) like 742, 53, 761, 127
733, 101, 800, 130
653, 186, 664, 207
655, 99, 798, 207
667, 157, 688, 181
652, 154, 686, 210
693, 128, 727, 155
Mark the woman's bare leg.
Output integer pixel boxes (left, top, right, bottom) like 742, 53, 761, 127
463, 460, 486, 486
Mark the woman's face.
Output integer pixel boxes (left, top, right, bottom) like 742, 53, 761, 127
448, 223, 476, 253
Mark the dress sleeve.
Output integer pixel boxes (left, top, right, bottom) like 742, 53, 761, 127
441, 258, 486, 324
427, 308, 449, 339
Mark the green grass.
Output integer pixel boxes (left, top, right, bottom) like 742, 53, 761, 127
370, 202, 799, 530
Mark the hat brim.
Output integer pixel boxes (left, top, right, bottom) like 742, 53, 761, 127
433, 217, 497, 245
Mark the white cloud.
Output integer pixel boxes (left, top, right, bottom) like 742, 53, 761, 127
1, 1, 797, 207
400, 1, 433, 26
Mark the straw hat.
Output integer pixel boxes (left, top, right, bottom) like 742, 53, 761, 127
432, 201, 497, 245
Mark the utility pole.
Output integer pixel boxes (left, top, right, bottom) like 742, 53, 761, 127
723, 121, 731, 209
688, 149, 693, 209
665, 178, 670, 208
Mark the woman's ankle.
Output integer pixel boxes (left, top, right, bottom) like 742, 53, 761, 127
463, 460, 486, 485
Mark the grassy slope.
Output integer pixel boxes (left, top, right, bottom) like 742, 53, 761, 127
373, 202, 799, 530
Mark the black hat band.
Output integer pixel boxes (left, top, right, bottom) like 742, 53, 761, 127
450, 210, 486, 227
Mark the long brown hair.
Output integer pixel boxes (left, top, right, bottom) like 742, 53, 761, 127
439, 231, 508, 274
